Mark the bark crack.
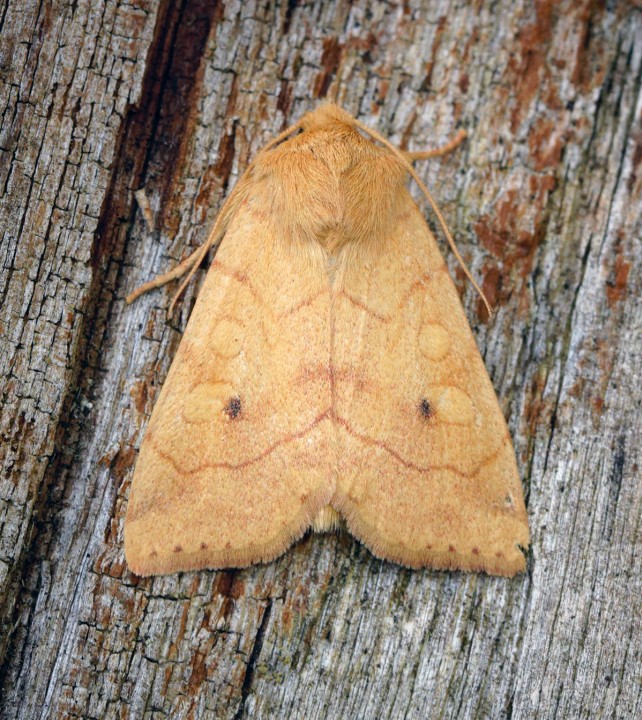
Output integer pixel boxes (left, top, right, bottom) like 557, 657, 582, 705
233, 599, 273, 720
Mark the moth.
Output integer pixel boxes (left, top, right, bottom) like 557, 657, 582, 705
124, 103, 529, 577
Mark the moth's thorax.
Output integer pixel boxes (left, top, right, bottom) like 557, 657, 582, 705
254, 115, 408, 254
299, 102, 356, 132
284, 121, 382, 173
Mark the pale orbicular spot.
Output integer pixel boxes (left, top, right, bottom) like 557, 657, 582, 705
209, 318, 244, 358
419, 323, 450, 360
427, 386, 477, 425
182, 381, 236, 423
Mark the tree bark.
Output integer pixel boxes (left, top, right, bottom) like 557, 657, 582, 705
1, 1, 640, 718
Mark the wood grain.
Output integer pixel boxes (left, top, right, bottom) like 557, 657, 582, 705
1, 1, 640, 718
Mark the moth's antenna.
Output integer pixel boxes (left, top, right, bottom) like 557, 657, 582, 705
405, 129, 468, 161
351, 117, 493, 318
125, 183, 239, 313
126, 119, 304, 314
261, 119, 304, 152
166, 191, 235, 315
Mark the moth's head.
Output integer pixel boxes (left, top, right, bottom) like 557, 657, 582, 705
300, 103, 357, 133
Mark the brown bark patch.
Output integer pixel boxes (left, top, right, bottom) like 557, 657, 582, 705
606, 255, 631, 308
111, 446, 137, 486
194, 125, 237, 222
478, 263, 503, 320
314, 37, 343, 99
130, 380, 149, 415
475, 173, 556, 300
528, 117, 565, 171
421, 15, 447, 90
572, 0, 607, 92
277, 79, 293, 117
508, 0, 555, 130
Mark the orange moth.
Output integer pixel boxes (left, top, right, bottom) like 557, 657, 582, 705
124, 103, 530, 577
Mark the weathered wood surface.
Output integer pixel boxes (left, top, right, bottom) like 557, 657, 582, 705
0, 0, 163, 670
1, 1, 640, 718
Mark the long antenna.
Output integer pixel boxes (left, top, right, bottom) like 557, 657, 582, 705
350, 117, 493, 318
126, 120, 304, 313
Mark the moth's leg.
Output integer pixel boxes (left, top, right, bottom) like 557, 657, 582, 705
127, 175, 251, 308
404, 129, 467, 161
126, 248, 203, 304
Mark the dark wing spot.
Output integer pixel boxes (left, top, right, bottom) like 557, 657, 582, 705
225, 396, 242, 419
472, 547, 480, 555
419, 398, 434, 419
200, 542, 208, 550
174, 545, 183, 553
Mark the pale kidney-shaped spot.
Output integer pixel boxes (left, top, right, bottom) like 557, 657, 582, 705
419, 323, 450, 361
183, 381, 236, 423
210, 318, 243, 358
432, 386, 477, 424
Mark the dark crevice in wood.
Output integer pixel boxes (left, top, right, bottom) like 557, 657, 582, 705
233, 599, 273, 720
92, 0, 222, 270
604, 434, 626, 542
542, 234, 592, 476
283, 0, 299, 34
